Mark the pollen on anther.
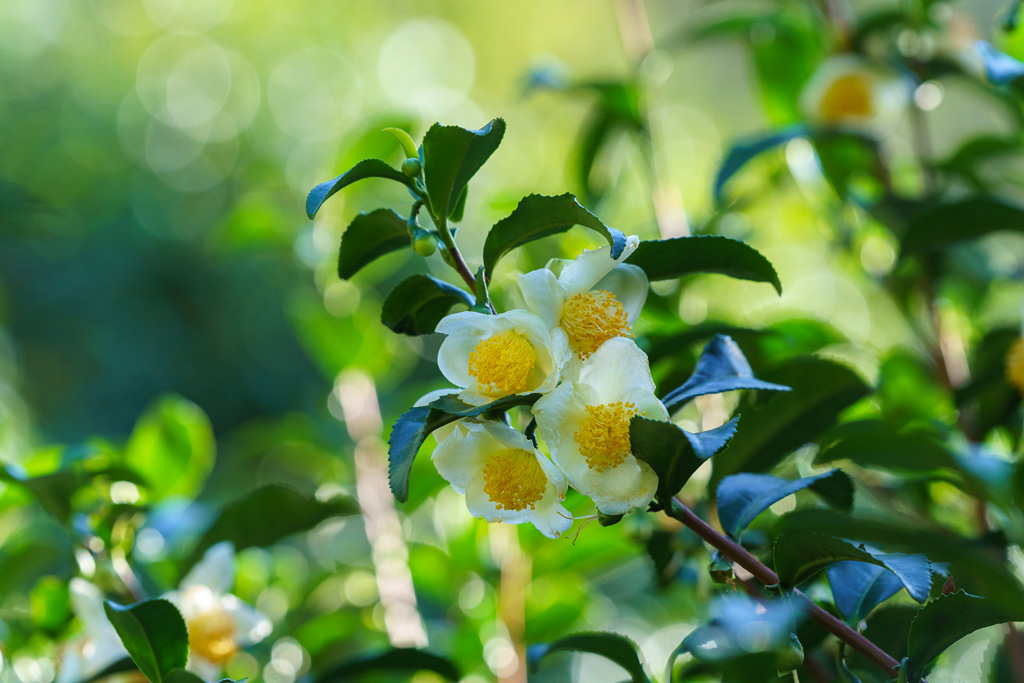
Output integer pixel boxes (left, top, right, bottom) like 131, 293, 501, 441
482, 448, 547, 511
573, 401, 641, 471
560, 289, 632, 360
467, 330, 538, 398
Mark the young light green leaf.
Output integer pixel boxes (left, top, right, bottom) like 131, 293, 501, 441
482, 193, 626, 278
629, 416, 737, 504
380, 274, 474, 336
337, 209, 410, 280
382, 127, 419, 159
422, 118, 505, 221
901, 198, 1024, 255
103, 599, 188, 683
306, 159, 417, 219
314, 648, 460, 682
716, 469, 853, 538
124, 395, 214, 502
628, 235, 782, 294
906, 591, 1024, 683
528, 632, 652, 683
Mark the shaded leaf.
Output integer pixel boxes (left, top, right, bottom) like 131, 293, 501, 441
422, 118, 505, 221
337, 209, 410, 280
528, 632, 651, 683
0, 466, 85, 523
103, 599, 188, 683
482, 193, 626, 278
717, 469, 854, 538
715, 126, 808, 203
662, 334, 791, 414
124, 395, 214, 502
815, 421, 958, 474
380, 275, 473, 336
630, 417, 737, 503
306, 159, 416, 219
906, 591, 1024, 682
827, 561, 905, 623
628, 236, 782, 293
315, 648, 460, 682
901, 198, 1024, 255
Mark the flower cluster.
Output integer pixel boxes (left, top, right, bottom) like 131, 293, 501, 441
426, 236, 670, 537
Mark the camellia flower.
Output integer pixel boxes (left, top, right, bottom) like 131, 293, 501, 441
432, 420, 572, 538
165, 542, 272, 680
799, 55, 908, 129
435, 309, 569, 405
1006, 336, 1024, 394
56, 579, 130, 683
518, 235, 648, 377
533, 337, 668, 515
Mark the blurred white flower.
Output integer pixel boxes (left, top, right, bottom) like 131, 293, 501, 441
533, 337, 667, 515
799, 55, 909, 129
165, 542, 272, 680
55, 580, 129, 683
435, 309, 569, 405
432, 421, 572, 538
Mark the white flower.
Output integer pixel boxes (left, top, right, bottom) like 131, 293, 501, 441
165, 542, 272, 680
435, 309, 569, 405
533, 337, 668, 515
799, 55, 909, 129
432, 421, 572, 538
518, 235, 648, 378
56, 580, 129, 683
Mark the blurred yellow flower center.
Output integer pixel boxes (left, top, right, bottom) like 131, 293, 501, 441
819, 73, 874, 122
561, 290, 632, 359
574, 401, 640, 471
482, 448, 546, 511
1006, 337, 1024, 395
187, 607, 238, 665
467, 331, 538, 397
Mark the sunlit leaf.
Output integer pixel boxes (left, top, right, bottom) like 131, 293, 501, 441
630, 416, 737, 503
482, 193, 626, 278
528, 632, 652, 683
306, 159, 416, 219
314, 648, 460, 682
103, 599, 188, 683
380, 274, 473, 335
337, 209, 409, 279
628, 236, 782, 293
716, 469, 853, 538
422, 118, 505, 222
827, 561, 906, 624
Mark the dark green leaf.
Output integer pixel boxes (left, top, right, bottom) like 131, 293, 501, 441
449, 185, 468, 222
815, 421, 958, 473
482, 193, 626, 278
528, 632, 652, 683
185, 485, 357, 570
956, 327, 1021, 439
629, 235, 782, 294
711, 358, 871, 490
0, 466, 83, 523
336, 209, 409, 280
629, 417, 736, 503
906, 591, 1024, 683
103, 599, 188, 683
901, 198, 1024, 255
661, 334, 790, 413
773, 531, 933, 602
428, 392, 542, 418
80, 658, 137, 683
827, 561, 905, 623
717, 469, 854, 538
380, 275, 473, 336
306, 159, 416, 219
314, 648, 460, 682
684, 417, 740, 460
422, 118, 505, 222
714, 126, 807, 203
163, 672, 208, 683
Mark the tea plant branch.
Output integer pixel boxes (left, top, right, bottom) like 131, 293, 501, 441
667, 498, 918, 681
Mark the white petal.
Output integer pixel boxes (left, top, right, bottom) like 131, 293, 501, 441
518, 267, 564, 330
558, 235, 640, 296
435, 310, 503, 337
573, 456, 658, 515
220, 594, 272, 645
594, 264, 648, 324
413, 388, 460, 407
577, 337, 656, 401
181, 542, 235, 595
69, 578, 108, 630
528, 484, 574, 538
533, 382, 583, 452
432, 428, 483, 493
187, 656, 222, 681
437, 332, 483, 390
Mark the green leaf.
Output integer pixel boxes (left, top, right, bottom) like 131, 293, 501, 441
124, 395, 215, 502
629, 235, 782, 294
906, 591, 1024, 683
0, 465, 84, 523
815, 421, 958, 474
716, 469, 854, 538
388, 393, 542, 502
827, 561, 906, 623
714, 126, 807, 204
773, 531, 934, 602
710, 357, 871, 491
162, 672, 208, 683
380, 274, 473, 336
661, 334, 790, 413
482, 193, 626, 278
336, 209, 410, 280
901, 198, 1024, 255
306, 159, 417, 219
184, 484, 357, 570
528, 632, 652, 683
314, 648, 460, 682
449, 185, 468, 222
956, 327, 1021, 439
422, 118, 505, 222
382, 127, 419, 159
103, 599, 188, 683
629, 417, 737, 503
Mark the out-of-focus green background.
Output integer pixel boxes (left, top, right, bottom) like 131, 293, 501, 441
3, 1, 1024, 681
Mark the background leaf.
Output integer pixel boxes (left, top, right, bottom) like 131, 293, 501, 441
716, 469, 854, 538
103, 599, 188, 683
900, 198, 1024, 254
827, 561, 906, 623
714, 126, 807, 203
422, 118, 505, 221
336, 209, 409, 280
306, 159, 416, 219
314, 648, 460, 682
380, 274, 473, 335
528, 632, 652, 683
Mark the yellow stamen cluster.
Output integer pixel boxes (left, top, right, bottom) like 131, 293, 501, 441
1006, 336, 1024, 395
574, 401, 641, 472
482, 448, 547, 511
819, 73, 874, 122
560, 290, 632, 360
187, 607, 238, 665
467, 331, 538, 398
